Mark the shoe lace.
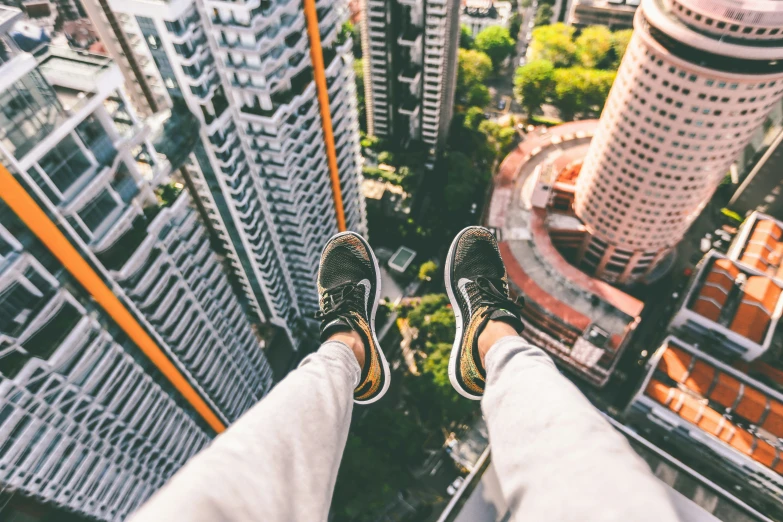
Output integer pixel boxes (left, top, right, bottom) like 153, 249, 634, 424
474, 276, 524, 319
314, 282, 364, 323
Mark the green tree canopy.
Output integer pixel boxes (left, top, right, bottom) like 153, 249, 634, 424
464, 106, 485, 129
460, 24, 474, 49
457, 49, 493, 103
479, 120, 517, 157
534, 4, 553, 26
418, 261, 438, 281
474, 26, 516, 71
612, 29, 633, 64
529, 24, 576, 67
575, 25, 613, 69
551, 67, 616, 120
513, 59, 555, 117
353, 59, 366, 132
443, 151, 490, 213
467, 83, 491, 107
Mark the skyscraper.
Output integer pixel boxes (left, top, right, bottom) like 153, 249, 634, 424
361, 0, 460, 167
573, 0, 783, 284
0, 6, 275, 518
90, 0, 368, 350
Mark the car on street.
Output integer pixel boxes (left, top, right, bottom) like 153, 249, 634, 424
498, 98, 507, 111
518, 56, 526, 66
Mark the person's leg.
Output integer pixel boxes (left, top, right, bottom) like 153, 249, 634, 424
479, 322, 678, 522
130, 231, 391, 521
444, 227, 677, 521
129, 334, 362, 522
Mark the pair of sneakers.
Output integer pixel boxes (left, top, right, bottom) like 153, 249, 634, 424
316, 226, 524, 404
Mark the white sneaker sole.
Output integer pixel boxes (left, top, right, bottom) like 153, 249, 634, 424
323, 231, 391, 405
445, 227, 485, 401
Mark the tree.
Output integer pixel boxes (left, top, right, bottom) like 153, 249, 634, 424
418, 261, 438, 281
464, 106, 485, 129
612, 29, 633, 65
509, 12, 522, 41
457, 49, 493, 102
474, 26, 516, 72
514, 60, 555, 117
529, 24, 576, 67
353, 59, 366, 132
467, 83, 491, 107
479, 120, 517, 158
377, 151, 395, 165
534, 4, 553, 26
551, 67, 616, 120
575, 25, 613, 69
460, 24, 474, 49
444, 152, 489, 213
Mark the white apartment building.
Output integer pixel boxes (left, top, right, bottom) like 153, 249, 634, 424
362, 0, 460, 166
0, 7, 275, 518
97, 0, 368, 349
573, 0, 783, 284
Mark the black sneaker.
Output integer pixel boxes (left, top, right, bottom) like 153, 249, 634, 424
445, 226, 524, 400
315, 231, 390, 404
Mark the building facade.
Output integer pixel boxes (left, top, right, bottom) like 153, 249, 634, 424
94, 0, 368, 350
0, 7, 276, 519
567, 0, 638, 30
361, 0, 460, 166
573, 0, 783, 284
460, 0, 512, 38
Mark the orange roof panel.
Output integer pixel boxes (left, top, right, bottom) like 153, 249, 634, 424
761, 400, 783, 438
728, 276, 779, 343
726, 427, 754, 455
684, 361, 715, 395
696, 406, 723, 435
735, 387, 767, 424
754, 439, 778, 468
657, 346, 692, 383
754, 219, 782, 239
692, 299, 722, 322
710, 372, 741, 408
645, 379, 673, 405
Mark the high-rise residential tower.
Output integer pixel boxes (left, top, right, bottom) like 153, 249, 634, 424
573, 0, 783, 284
0, 6, 275, 518
91, 0, 368, 350
361, 0, 460, 167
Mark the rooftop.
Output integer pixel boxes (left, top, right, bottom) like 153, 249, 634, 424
687, 255, 783, 345
627, 337, 783, 516
488, 121, 641, 387
35, 46, 117, 112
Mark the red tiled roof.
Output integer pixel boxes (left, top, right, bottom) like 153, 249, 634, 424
730, 276, 780, 344
529, 208, 643, 318
653, 343, 783, 441
646, 343, 783, 475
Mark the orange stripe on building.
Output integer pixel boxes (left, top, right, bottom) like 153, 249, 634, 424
0, 163, 226, 433
303, 0, 346, 232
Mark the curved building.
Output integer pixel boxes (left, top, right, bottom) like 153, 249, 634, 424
574, 0, 783, 284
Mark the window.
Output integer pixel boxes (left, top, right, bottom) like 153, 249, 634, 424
77, 190, 119, 233
38, 135, 93, 193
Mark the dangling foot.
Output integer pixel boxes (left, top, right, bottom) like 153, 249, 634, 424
316, 232, 390, 404
445, 227, 524, 400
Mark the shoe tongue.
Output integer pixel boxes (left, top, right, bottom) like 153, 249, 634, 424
320, 317, 353, 342
488, 308, 524, 333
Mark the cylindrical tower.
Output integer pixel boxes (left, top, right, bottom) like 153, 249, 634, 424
574, 0, 783, 284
